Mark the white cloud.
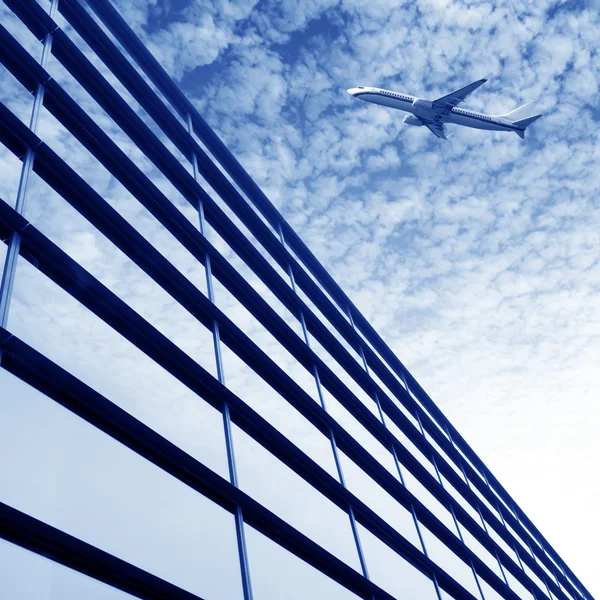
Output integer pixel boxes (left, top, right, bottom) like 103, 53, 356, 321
147, 17, 235, 78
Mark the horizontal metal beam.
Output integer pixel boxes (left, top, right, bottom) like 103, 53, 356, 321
0, 501, 205, 600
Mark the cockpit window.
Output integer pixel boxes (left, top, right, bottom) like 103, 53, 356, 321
358, 86, 364, 89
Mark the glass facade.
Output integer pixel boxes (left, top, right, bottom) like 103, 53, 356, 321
0, 1, 592, 599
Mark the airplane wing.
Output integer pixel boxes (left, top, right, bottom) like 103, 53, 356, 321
425, 121, 450, 140
433, 74, 491, 109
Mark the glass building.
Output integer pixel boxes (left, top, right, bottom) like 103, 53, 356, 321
0, 1, 593, 599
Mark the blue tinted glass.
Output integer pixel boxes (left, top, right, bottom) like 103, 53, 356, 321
356, 523, 437, 599
420, 526, 480, 598
232, 424, 361, 571
0, 370, 242, 600
245, 525, 361, 600
337, 450, 421, 549
0, 538, 139, 600
220, 343, 339, 477
8, 252, 229, 478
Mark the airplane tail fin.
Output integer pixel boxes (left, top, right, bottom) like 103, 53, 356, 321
500, 102, 542, 138
501, 101, 535, 122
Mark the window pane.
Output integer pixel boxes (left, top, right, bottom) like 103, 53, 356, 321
245, 525, 360, 600
403, 468, 458, 535
232, 424, 361, 571
478, 578, 506, 600
338, 450, 421, 550
421, 526, 480, 599
460, 525, 504, 581
0, 538, 137, 600
8, 254, 229, 478
0, 134, 26, 210
505, 570, 535, 600
0, 370, 242, 599
212, 277, 319, 404
324, 388, 397, 476
309, 333, 379, 418
357, 523, 437, 599
221, 344, 338, 477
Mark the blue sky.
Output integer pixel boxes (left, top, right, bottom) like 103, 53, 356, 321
0, 0, 598, 597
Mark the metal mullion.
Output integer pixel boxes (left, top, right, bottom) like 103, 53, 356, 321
490, 474, 552, 597
491, 473, 531, 577
513, 541, 527, 576
444, 423, 533, 600
0, 0, 58, 333
552, 569, 562, 591
415, 411, 486, 600
495, 500, 534, 586
188, 116, 253, 600
523, 535, 555, 600
277, 226, 370, 583
388, 410, 445, 600
448, 424, 511, 574
355, 321, 445, 599
484, 472, 556, 594
452, 428, 514, 582
476, 503, 510, 588
346, 310, 443, 600
481, 470, 517, 546
443, 490, 486, 600
444, 421, 478, 499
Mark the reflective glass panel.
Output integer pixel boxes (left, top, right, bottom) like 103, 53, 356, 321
337, 450, 421, 549
8, 254, 228, 477
357, 523, 438, 599
0, 370, 242, 599
0, 538, 136, 600
421, 526, 480, 599
232, 424, 361, 571
245, 525, 361, 600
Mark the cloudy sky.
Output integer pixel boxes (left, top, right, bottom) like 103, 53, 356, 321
1, 0, 598, 598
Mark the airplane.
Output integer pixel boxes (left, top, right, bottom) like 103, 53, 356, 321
347, 75, 542, 140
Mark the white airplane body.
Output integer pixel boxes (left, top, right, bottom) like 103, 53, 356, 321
347, 76, 542, 140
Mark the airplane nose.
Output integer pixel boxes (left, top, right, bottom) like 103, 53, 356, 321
347, 87, 365, 96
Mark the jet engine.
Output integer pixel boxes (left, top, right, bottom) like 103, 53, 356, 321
403, 115, 424, 126
412, 98, 433, 110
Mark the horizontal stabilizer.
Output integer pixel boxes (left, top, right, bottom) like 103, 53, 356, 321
513, 114, 543, 128
513, 114, 543, 138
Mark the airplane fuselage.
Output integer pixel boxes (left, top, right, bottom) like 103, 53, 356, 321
349, 87, 522, 134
